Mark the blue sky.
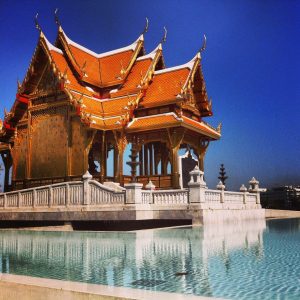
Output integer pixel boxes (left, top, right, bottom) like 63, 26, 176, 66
0, 0, 299, 190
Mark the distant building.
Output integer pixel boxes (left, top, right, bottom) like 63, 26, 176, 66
261, 186, 300, 210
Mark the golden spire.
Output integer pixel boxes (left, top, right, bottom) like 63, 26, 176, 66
34, 13, 42, 32
161, 26, 167, 43
54, 8, 61, 27
199, 34, 207, 53
142, 17, 149, 34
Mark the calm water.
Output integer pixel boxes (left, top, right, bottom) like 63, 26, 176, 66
0, 219, 299, 300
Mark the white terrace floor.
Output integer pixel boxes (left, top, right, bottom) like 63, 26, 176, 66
0, 273, 223, 300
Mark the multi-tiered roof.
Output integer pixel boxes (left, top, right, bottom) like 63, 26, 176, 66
0, 20, 221, 143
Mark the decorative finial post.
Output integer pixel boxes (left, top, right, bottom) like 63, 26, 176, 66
249, 177, 260, 205
216, 181, 225, 203
240, 184, 248, 204
145, 180, 155, 191
188, 165, 206, 204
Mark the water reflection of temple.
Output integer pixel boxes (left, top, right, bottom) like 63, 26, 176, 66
0, 220, 266, 295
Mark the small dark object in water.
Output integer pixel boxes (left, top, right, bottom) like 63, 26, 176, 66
175, 271, 188, 276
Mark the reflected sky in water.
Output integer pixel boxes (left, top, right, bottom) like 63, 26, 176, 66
0, 219, 300, 300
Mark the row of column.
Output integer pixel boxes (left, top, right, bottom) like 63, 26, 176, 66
138, 142, 170, 176
88, 137, 205, 189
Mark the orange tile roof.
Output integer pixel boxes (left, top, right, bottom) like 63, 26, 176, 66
127, 113, 181, 132
68, 45, 101, 85
50, 50, 95, 97
181, 116, 220, 138
69, 91, 137, 118
90, 117, 123, 131
141, 68, 190, 108
99, 50, 134, 84
68, 45, 135, 86
112, 58, 152, 97
59, 30, 143, 87
2, 31, 219, 140
126, 113, 220, 139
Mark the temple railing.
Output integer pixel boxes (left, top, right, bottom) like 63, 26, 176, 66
205, 190, 222, 202
140, 189, 189, 205
0, 173, 125, 209
0, 169, 261, 211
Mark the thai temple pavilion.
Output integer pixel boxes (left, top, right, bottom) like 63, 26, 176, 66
0, 17, 221, 192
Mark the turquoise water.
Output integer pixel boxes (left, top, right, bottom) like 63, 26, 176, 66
0, 218, 299, 299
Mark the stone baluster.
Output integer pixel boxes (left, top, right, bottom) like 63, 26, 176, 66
48, 186, 53, 208
216, 181, 225, 203
83, 171, 92, 205
249, 177, 260, 205
66, 183, 70, 207
240, 184, 248, 204
3, 193, 7, 208
188, 165, 207, 203
18, 192, 21, 208
33, 189, 37, 208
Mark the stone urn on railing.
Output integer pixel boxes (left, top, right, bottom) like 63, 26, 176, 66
248, 177, 261, 205
188, 165, 207, 203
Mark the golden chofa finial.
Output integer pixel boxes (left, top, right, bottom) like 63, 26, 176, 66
34, 13, 42, 32
143, 17, 149, 34
54, 8, 61, 27
200, 34, 207, 53
17, 79, 22, 92
161, 26, 167, 43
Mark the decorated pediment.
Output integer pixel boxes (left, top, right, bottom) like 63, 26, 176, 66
22, 45, 60, 97
33, 64, 60, 96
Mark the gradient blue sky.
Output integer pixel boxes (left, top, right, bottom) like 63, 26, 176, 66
0, 0, 299, 190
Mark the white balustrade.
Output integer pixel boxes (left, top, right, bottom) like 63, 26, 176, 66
89, 181, 125, 205
205, 190, 221, 202
52, 186, 66, 206
224, 191, 244, 203
36, 189, 49, 206
69, 184, 83, 205
20, 191, 33, 207
152, 190, 189, 205
0, 171, 261, 212
247, 194, 257, 203
141, 191, 152, 204
0, 178, 125, 210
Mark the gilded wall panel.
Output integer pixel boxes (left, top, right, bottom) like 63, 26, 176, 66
70, 117, 87, 176
30, 106, 68, 179
13, 127, 28, 180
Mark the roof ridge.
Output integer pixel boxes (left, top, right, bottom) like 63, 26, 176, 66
61, 29, 143, 58
136, 43, 162, 61
154, 52, 200, 75
43, 34, 63, 54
